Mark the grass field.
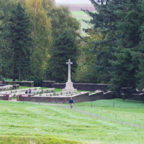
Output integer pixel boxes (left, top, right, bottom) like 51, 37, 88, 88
71, 11, 93, 36
0, 99, 144, 144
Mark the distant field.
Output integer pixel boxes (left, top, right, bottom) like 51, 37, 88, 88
57, 4, 95, 36
65, 4, 96, 36
71, 10, 94, 36
71, 11, 90, 16
57, 4, 95, 11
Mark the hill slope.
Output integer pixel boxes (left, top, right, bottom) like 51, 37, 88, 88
0, 99, 144, 143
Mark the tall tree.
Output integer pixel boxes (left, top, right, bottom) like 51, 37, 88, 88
46, 31, 78, 82
82, 0, 118, 83
25, 0, 52, 79
135, 0, 144, 91
86, 0, 144, 98
0, 0, 18, 79
109, 0, 143, 95
8, 3, 32, 81
48, 6, 80, 40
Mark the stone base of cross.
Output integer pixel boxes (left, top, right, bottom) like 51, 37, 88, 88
63, 81, 76, 91
63, 59, 77, 92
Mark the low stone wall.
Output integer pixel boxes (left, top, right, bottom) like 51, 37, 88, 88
54, 83, 65, 89
128, 93, 144, 102
73, 92, 90, 103
5, 81, 34, 87
0, 95, 3, 100
18, 92, 90, 103
89, 92, 103, 101
0, 94, 12, 100
74, 83, 110, 92
21, 96, 70, 103
42, 81, 110, 92
103, 91, 113, 99
42, 81, 55, 88
18, 91, 114, 103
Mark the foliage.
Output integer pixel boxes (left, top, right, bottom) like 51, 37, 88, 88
0, 0, 81, 81
0, 0, 18, 79
76, 30, 104, 83
28, 76, 43, 86
48, 5, 80, 39
109, 0, 143, 96
86, 0, 144, 98
46, 30, 78, 82
135, 0, 144, 91
25, 0, 52, 79
8, 3, 32, 81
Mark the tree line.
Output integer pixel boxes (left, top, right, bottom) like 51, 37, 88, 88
0, 0, 144, 97
0, 0, 79, 85
79, 0, 144, 96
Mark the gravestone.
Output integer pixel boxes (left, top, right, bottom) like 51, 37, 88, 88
13, 84, 19, 89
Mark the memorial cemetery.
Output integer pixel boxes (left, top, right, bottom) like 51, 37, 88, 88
0, 59, 112, 103
1, 0, 144, 143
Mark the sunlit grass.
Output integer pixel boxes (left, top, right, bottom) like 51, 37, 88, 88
0, 99, 144, 143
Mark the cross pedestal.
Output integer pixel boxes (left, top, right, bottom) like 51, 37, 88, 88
63, 59, 77, 91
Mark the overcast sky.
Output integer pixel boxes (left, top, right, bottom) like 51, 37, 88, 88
55, 0, 91, 4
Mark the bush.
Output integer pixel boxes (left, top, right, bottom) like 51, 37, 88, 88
28, 76, 43, 86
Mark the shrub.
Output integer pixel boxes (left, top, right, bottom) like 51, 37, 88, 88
28, 76, 43, 86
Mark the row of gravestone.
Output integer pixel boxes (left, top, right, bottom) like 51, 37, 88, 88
0, 85, 13, 91
0, 87, 79, 98
0, 87, 54, 98
34, 91, 78, 97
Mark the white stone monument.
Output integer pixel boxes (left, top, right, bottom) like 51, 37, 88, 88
63, 59, 76, 91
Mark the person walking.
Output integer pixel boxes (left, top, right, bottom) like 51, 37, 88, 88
69, 97, 74, 109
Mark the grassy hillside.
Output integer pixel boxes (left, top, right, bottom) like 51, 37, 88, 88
0, 99, 144, 143
71, 11, 93, 36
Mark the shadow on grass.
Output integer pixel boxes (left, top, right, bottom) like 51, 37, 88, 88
0, 136, 83, 144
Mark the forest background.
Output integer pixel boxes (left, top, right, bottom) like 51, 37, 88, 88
1, 0, 144, 97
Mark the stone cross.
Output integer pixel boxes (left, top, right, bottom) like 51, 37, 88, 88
66, 59, 73, 83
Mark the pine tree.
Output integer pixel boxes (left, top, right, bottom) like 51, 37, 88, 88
0, 0, 18, 79
135, 0, 144, 91
83, 0, 120, 83
8, 3, 32, 81
46, 31, 78, 82
86, 0, 144, 98
109, 0, 144, 97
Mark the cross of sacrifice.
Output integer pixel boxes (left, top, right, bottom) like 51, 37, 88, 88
66, 59, 73, 83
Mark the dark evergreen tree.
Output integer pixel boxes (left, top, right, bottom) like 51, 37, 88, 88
136, 0, 144, 91
8, 3, 32, 81
86, 0, 144, 98
0, 0, 17, 80
83, 0, 120, 83
109, 0, 143, 96
46, 31, 78, 82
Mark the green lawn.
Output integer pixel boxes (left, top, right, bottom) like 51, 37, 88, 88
71, 11, 89, 16
71, 11, 97, 16
71, 10, 93, 36
0, 99, 144, 143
